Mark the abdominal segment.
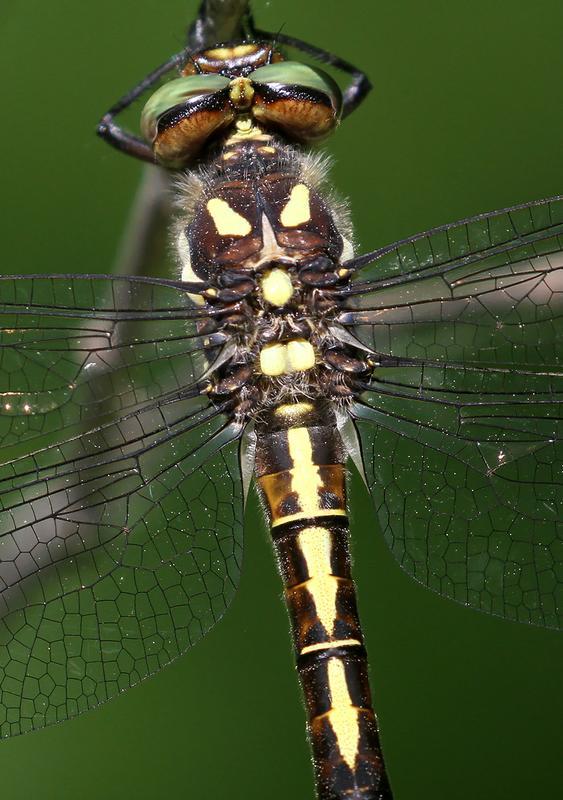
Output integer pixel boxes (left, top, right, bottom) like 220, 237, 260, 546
255, 402, 392, 800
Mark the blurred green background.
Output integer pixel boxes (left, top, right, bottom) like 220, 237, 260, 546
0, 1, 562, 798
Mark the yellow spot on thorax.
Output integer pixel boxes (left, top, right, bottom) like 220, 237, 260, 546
326, 658, 360, 770
259, 343, 286, 376
259, 340, 315, 376
179, 239, 206, 306
287, 340, 315, 371
280, 183, 311, 227
260, 268, 294, 307
206, 198, 252, 237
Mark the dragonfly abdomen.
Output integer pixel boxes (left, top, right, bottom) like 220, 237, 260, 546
255, 402, 392, 800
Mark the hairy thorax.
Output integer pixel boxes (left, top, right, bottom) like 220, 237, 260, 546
173, 127, 371, 418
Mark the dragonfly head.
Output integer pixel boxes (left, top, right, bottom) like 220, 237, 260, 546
140, 41, 342, 167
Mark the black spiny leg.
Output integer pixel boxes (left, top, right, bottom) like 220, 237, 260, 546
97, 51, 187, 163
97, 1, 255, 164
254, 28, 372, 118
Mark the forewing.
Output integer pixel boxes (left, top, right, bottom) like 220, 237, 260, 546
339, 195, 563, 370
0, 276, 244, 736
339, 197, 563, 629
0, 275, 222, 448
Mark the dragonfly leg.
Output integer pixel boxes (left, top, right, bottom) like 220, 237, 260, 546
253, 28, 372, 118
97, 50, 187, 163
98, 0, 257, 163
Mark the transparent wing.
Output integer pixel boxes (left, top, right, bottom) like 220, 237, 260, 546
338, 196, 563, 629
0, 275, 224, 448
0, 276, 244, 737
339, 195, 563, 369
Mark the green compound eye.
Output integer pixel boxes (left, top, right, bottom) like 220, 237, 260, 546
248, 61, 342, 142
250, 61, 343, 116
140, 74, 231, 142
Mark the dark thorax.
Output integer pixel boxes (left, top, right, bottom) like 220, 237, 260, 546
173, 131, 371, 419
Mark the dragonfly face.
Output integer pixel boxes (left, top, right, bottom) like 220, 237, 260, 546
1, 1, 563, 800
140, 42, 342, 166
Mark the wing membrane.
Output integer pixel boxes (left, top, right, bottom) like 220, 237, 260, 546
0, 393, 244, 736
0, 273, 245, 736
340, 196, 563, 629
339, 195, 563, 370
0, 275, 225, 448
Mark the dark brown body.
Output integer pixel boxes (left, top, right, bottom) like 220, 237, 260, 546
150, 42, 391, 798
255, 402, 391, 799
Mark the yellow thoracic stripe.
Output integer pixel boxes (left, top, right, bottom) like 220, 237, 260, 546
206, 198, 252, 236
280, 183, 311, 227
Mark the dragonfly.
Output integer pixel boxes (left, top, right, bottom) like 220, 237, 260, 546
0, 1, 560, 800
